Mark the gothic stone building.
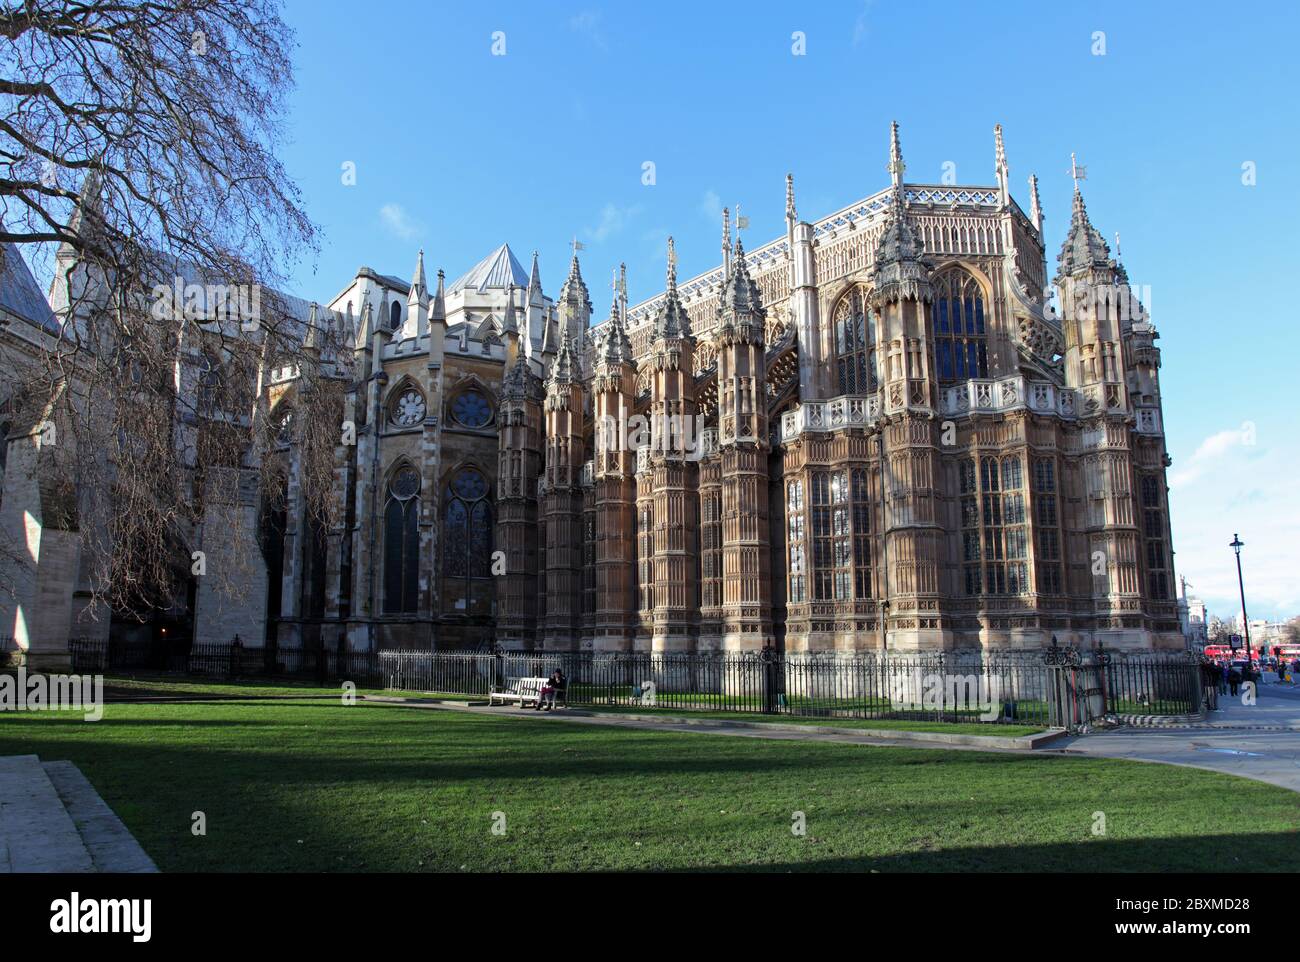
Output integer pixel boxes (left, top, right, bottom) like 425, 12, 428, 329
2, 123, 1183, 665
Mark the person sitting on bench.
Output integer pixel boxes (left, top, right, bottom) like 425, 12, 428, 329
535, 669, 566, 710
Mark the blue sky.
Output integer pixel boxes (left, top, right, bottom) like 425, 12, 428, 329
272, 0, 1299, 622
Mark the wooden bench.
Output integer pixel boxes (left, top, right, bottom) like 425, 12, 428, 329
489, 676, 550, 708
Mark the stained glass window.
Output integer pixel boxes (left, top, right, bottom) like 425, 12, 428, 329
931, 270, 988, 383
383, 466, 421, 613
451, 390, 493, 428
832, 287, 877, 395
444, 468, 492, 590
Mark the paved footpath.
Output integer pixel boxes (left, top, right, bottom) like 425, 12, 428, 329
364, 690, 1300, 793
1053, 684, 1300, 793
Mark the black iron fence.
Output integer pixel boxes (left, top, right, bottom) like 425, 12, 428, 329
64, 638, 1211, 731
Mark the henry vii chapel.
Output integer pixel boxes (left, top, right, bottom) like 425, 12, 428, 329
0, 123, 1184, 666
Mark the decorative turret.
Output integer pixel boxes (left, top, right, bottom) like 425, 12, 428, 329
600, 285, 634, 367
717, 238, 764, 343
548, 329, 580, 389
1057, 183, 1112, 280
871, 179, 931, 306
556, 249, 592, 345
651, 237, 692, 342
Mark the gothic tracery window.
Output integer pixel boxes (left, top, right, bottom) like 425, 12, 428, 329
450, 389, 492, 428
787, 480, 806, 603
443, 467, 493, 586
383, 465, 421, 614
389, 385, 426, 428
931, 270, 988, 383
832, 286, 877, 395
1141, 475, 1170, 600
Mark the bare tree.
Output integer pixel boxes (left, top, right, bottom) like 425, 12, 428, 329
0, 0, 349, 623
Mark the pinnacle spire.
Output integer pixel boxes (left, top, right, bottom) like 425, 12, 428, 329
651, 236, 691, 340
549, 328, 579, 385
994, 124, 1009, 206
526, 250, 542, 304
721, 208, 732, 283
888, 120, 905, 187
719, 232, 764, 333
1028, 173, 1043, 232
502, 280, 518, 335
408, 249, 429, 307
1057, 163, 1112, 277
431, 269, 446, 324
601, 275, 633, 366
785, 173, 797, 223
618, 261, 628, 325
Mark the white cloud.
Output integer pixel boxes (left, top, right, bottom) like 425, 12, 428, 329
1168, 424, 1300, 621
699, 189, 722, 224
584, 202, 642, 244
852, 0, 876, 48
569, 11, 608, 51
1168, 424, 1249, 488
379, 203, 420, 241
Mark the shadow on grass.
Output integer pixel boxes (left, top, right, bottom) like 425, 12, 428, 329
697, 831, 1300, 872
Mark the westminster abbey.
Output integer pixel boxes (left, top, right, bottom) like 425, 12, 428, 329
1, 123, 1183, 667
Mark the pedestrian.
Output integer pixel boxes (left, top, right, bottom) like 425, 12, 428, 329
1228, 665, 1242, 697
1219, 662, 1229, 695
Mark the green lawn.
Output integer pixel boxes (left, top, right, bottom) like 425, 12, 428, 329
2, 695, 1296, 872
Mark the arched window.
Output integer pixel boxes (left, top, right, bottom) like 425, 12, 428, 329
197, 352, 222, 411
832, 286, 877, 395
931, 270, 988, 383
389, 300, 402, 331
443, 467, 492, 585
388, 384, 427, 428
383, 465, 421, 614
450, 388, 492, 428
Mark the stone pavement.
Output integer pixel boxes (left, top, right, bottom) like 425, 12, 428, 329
0, 754, 157, 872
1053, 684, 1300, 793
363, 695, 1062, 752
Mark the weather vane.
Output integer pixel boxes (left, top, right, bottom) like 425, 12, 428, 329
1069, 152, 1087, 189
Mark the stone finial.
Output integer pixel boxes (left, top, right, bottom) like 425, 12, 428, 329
888, 120, 905, 186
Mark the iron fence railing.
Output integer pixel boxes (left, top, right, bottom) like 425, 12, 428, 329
61, 638, 1210, 731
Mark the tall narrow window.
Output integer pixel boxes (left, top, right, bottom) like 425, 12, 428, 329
444, 467, 492, 598
851, 469, 872, 600
1002, 456, 1028, 594
981, 457, 1006, 594
638, 504, 654, 610
1034, 457, 1062, 594
787, 480, 806, 603
832, 286, 877, 395
931, 270, 988, 383
811, 471, 852, 600
383, 466, 421, 613
959, 458, 980, 595
1141, 475, 1170, 600
701, 489, 722, 608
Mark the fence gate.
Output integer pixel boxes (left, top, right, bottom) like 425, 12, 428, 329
1044, 644, 1110, 732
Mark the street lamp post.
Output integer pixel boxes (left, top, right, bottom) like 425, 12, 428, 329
1230, 533, 1251, 660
